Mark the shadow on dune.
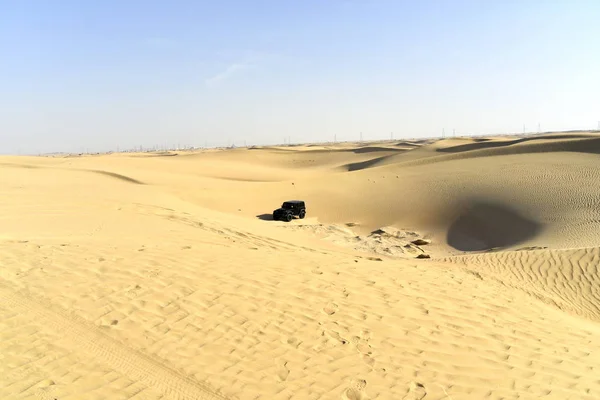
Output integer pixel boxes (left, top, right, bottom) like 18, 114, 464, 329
256, 214, 273, 221
214, 176, 272, 182
351, 146, 401, 154
253, 146, 405, 155
447, 202, 542, 252
89, 170, 145, 185
341, 155, 395, 171
437, 134, 598, 154
129, 152, 179, 157
0, 162, 40, 169
394, 141, 422, 147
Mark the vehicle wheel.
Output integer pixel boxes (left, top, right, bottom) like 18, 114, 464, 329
285, 213, 292, 222
299, 210, 306, 219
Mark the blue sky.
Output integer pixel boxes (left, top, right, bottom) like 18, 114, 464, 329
1, 0, 599, 154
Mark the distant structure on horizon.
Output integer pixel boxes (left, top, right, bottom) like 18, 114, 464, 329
27, 124, 600, 157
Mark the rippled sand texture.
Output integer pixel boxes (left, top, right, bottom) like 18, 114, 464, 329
2, 131, 600, 399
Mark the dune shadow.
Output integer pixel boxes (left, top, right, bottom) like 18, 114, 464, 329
394, 141, 421, 147
216, 176, 272, 182
341, 155, 395, 171
89, 170, 145, 184
437, 134, 598, 154
0, 162, 40, 169
130, 152, 179, 157
272, 146, 404, 155
352, 146, 401, 154
447, 202, 542, 252
256, 213, 273, 221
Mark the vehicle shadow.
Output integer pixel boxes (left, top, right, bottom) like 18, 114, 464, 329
256, 214, 273, 221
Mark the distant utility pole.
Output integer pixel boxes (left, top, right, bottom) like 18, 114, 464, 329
360, 132, 363, 141
523, 124, 526, 134
537, 123, 541, 133
390, 132, 393, 140
453, 129, 456, 137
442, 128, 445, 138
334, 134, 337, 143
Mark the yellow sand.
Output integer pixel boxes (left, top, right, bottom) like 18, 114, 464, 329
2, 131, 600, 399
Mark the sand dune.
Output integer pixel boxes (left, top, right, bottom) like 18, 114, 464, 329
444, 246, 600, 321
2, 131, 600, 399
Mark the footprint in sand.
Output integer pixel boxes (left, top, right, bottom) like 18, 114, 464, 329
35, 379, 57, 400
325, 330, 349, 345
342, 379, 368, 400
353, 332, 375, 367
285, 336, 301, 348
357, 342, 372, 355
323, 303, 339, 315
361, 354, 375, 368
403, 382, 426, 400
277, 361, 290, 381
352, 379, 367, 391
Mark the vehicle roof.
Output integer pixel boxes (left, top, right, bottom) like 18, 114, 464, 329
283, 200, 304, 204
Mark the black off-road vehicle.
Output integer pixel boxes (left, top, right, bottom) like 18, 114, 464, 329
272, 200, 306, 222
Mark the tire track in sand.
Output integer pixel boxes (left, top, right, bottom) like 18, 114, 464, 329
0, 279, 230, 400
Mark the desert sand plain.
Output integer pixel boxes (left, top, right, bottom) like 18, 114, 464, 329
2, 131, 600, 400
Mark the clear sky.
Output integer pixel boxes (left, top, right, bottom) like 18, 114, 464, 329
1, 0, 599, 154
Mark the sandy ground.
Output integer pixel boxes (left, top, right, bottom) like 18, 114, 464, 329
2, 131, 600, 399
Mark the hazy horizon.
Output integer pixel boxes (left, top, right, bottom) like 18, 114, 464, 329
2, 0, 599, 155
12, 128, 600, 157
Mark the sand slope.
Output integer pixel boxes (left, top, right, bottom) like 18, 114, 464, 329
2, 132, 600, 399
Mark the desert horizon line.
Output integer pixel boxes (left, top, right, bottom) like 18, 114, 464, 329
11, 127, 600, 157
